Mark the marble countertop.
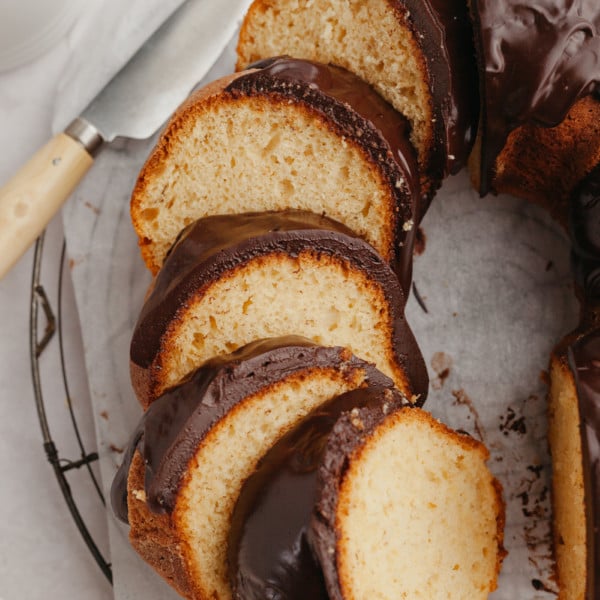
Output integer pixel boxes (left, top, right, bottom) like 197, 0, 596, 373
0, 33, 112, 600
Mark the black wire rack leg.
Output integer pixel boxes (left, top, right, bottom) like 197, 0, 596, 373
29, 231, 113, 584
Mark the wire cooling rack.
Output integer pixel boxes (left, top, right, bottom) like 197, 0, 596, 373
29, 231, 113, 584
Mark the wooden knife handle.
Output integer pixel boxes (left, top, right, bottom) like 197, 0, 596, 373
0, 133, 94, 280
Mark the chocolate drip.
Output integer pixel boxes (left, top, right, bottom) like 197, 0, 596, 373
228, 58, 420, 292
111, 428, 142, 523
474, 0, 600, 194
228, 387, 407, 600
112, 338, 396, 522
405, 0, 479, 178
130, 211, 430, 402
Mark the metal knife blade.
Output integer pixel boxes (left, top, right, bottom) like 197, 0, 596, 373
0, 0, 251, 280
51, 0, 187, 135
80, 0, 251, 142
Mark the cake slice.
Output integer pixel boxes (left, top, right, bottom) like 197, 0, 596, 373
237, 0, 479, 197
547, 164, 600, 599
548, 346, 592, 600
227, 386, 408, 599
311, 406, 506, 599
112, 338, 399, 600
130, 57, 419, 279
130, 211, 428, 409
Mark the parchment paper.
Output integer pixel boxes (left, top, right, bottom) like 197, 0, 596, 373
62, 36, 579, 600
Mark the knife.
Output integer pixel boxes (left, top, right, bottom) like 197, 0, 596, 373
0, 0, 251, 280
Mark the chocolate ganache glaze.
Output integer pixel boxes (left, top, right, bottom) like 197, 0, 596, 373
567, 164, 600, 599
227, 57, 421, 289
572, 163, 600, 301
130, 210, 429, 403
227, 386, 408, 600
112, 337, 397, 522
404, 0, 479, 178
473, 0, 600, 194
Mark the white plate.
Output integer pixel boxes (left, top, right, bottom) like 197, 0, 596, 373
0, 0, 81, 72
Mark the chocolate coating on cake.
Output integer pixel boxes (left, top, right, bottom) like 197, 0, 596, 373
227, 387, 408, 600
404, 0, 479, 179
227, 58, 420, 288
309, 393, 421, 600
113, 337, 396, 522
130, 210, 429, 400
473, 0, 600, 194
571, 163, 600, 303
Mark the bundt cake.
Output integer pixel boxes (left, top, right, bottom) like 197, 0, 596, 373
548, 164, 600, 599
129, 210, 427, 409
130, 57, 419, 283
227, 386, 409, 599
236, 0, 479, 199
310, 404, 505, 599
468, 0, 600, 210
112, 338, 400, 600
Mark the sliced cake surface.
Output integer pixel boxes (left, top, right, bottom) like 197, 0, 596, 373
130, 211, 428, 409
227, 386, 408, 599
130, 57, 418, 277
237, 0, 478, 195
311, 406, 506, 600
113, 338, 397, 600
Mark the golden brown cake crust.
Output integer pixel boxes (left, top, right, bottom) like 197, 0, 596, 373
127, 451, 195, 599
468, 0, 600, 206
493, 97, 600, 222
547, 352, 587, 600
